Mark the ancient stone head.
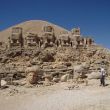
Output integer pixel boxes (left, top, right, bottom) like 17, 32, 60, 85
26, 72, 37, 84
25, 66, 40, 84
71, 28, 80, 36
43, 25, 54, 33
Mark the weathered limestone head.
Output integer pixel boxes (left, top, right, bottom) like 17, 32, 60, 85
11, 27, 23, 40
12, 27, 22, 34
26, 32, 38, 38
42, 25, 54, 38
60, 74, 70, 82
26, 72, 37, 84
74, 62, 90, 73
25, 32, 40, 47
71, 28, 80, 36
9, 27, 23, 48
59, 31, 70, 40
43, 24, 54, 33
25, 65, 40, 84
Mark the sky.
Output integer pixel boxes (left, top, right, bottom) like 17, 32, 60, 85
0, 0, 110, 48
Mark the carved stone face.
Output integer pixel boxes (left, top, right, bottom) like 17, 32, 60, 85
44, 26, 53, 32
26, 72, 37, 84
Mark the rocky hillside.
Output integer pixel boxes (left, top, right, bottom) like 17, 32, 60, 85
0, 20, 110, 84
0, 44, 110, 81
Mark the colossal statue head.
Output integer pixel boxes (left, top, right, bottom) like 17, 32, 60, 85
71, 28, 81, 40
71, 28, 80, 36
43, 25, 54, 33
9, 27, 23, 48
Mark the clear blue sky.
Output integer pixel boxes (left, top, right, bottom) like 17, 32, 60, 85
0, 0, 110, 48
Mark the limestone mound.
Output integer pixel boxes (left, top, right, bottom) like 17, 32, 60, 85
0, 20, 69, 43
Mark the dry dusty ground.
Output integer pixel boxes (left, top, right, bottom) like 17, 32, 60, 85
0, 79, 110, 110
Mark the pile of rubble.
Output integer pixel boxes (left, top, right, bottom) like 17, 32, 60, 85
0, 43, 110, 87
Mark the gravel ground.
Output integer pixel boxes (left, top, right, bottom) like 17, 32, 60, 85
0, 80, 110, 110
